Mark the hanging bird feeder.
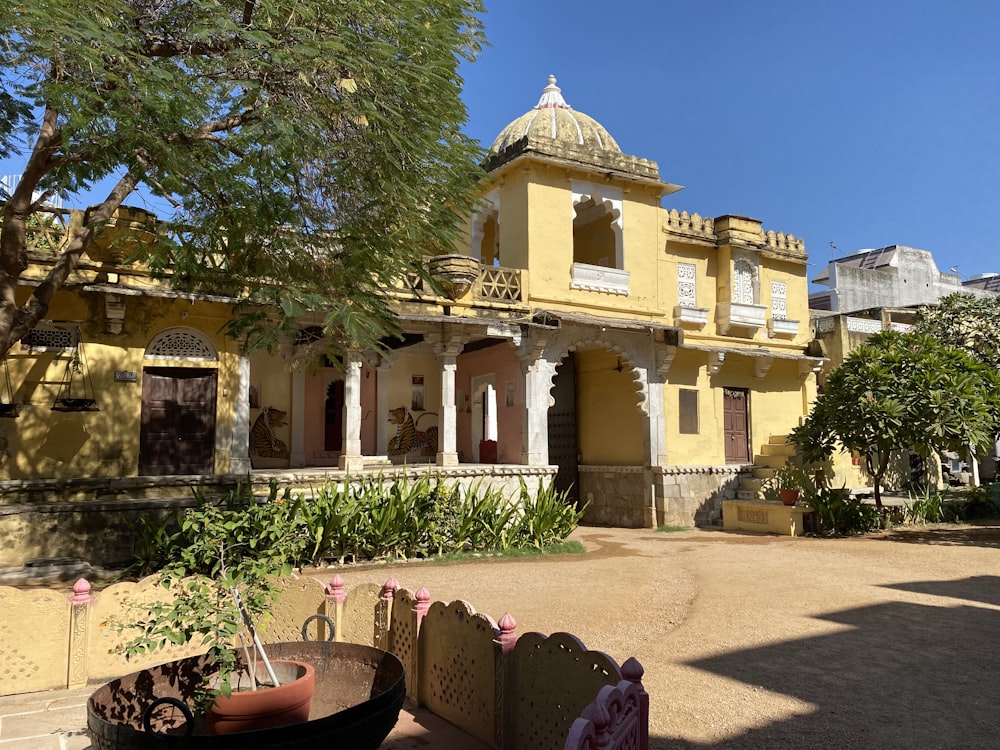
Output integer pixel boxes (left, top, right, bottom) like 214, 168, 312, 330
52, 331, 100, 412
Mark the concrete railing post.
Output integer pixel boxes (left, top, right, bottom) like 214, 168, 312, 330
67, 578, 91, 689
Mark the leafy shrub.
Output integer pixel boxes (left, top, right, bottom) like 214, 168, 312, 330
906, 488, 944, 524
804, 487, 885, 536
131, 474, 583, 572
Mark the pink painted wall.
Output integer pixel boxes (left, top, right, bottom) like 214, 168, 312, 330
456, 343, 522, 463
303, 364, 377, 465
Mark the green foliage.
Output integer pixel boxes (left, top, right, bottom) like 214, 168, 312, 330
118, 480, 304, 711
803, 488, 886, 536
761, 462, 813, 501
906, 488, 945, 524
790, 331, 1000, 506
0, 0, 487, 354
133, 475, 584, 570
914, 293, 1000, 370
120, 474, 582, 707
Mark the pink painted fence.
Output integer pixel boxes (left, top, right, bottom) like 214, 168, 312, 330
0, 574, 648, 750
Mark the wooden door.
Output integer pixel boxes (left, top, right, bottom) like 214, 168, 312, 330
325, 379, 345, 452
547, 354, 579, 507
723, 387, 750, 464
139, 368, 217, 475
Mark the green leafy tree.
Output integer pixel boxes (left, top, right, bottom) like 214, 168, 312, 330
791, 331, 1000, 507
0, 0, 486, 355
913, 292, 1000, 370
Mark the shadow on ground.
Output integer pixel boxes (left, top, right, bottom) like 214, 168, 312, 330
651, 575, 1000, 748
875, 522, 1000, 549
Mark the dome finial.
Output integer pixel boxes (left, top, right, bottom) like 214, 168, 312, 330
535, 74, 570, 110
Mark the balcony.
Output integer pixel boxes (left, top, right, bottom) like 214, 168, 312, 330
717, 301, 766, 336
388, 259, 524, 309
570, 263, 630, 295
768, 318, 800, 338
674, 305, 709, 329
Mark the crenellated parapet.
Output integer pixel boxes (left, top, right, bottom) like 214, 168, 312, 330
763, 228, 806, 258
663, 209, 715, 242
664, 209, 806, 260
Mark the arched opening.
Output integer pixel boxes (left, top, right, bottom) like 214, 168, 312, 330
478, 210, 500, 266
572, 195, 618, 268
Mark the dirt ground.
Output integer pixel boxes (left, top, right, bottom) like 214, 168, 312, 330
326, 523, 1000, 749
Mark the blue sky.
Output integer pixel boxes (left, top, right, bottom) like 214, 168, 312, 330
459, 0, 1000, 287
4, 1, 997, 290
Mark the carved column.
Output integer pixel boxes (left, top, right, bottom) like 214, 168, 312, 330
339, 351, 364, 471
434, 340, 462, 466
520, 355, 556, 467
230, 351, 252, 473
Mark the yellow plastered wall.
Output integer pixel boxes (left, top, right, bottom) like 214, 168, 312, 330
2, 291, 240, 479
663, 354, 809, 467
662, 348, 717, 464
575, 348, 643, 465
498, 164, 662, 319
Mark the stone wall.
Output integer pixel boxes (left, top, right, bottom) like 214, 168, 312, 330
578, 464, 749, 529
656, 465, 748, 528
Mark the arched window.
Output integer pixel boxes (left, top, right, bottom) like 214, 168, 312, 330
145, 327, 218, 361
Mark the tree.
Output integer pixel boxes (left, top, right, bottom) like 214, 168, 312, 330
790, 331, 1000, 507
913, 292, 1000, 369
0, 0, 486, 356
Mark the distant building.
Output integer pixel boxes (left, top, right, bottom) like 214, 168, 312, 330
809, 245, 998, 313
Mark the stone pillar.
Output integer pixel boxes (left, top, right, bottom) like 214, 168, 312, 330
67, 579, 91, 688
520, 359, 556, 466
640, 366, 667, 529
339, 351, 364, 471
230, 352, 252, 473
435, 347, 460, 466
290, 367, 306, 467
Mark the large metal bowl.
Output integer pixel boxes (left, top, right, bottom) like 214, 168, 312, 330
88, 641, 405, 749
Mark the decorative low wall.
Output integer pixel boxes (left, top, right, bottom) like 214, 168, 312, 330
0, 573, 648, 750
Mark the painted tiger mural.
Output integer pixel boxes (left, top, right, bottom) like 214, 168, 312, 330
250, 406, 290, 459
387, 406, 438, 458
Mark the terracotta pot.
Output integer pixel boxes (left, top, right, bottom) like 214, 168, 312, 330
207, 659, 315, 735
779, 488, 800, 506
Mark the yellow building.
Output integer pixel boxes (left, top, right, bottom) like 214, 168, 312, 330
0, 76, 824, 563
246, 75, 823, 528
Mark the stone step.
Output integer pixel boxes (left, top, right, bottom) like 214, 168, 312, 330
753, 454, 788, 469
759, 443, 797, 457
768, 434, 791, 445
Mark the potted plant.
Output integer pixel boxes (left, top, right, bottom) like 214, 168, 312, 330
765, 463, 804, 506
118, 482, 313, 733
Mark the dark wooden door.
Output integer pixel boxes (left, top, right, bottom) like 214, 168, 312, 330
547, 354, 579, 507
325, 379, 345, 452
723, 387, 750, 464
139, 368, 217, 475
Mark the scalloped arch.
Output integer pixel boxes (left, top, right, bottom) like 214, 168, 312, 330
543, 332, 650, 415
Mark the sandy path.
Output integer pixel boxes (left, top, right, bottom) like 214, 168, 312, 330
324, 524, 1000, 749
